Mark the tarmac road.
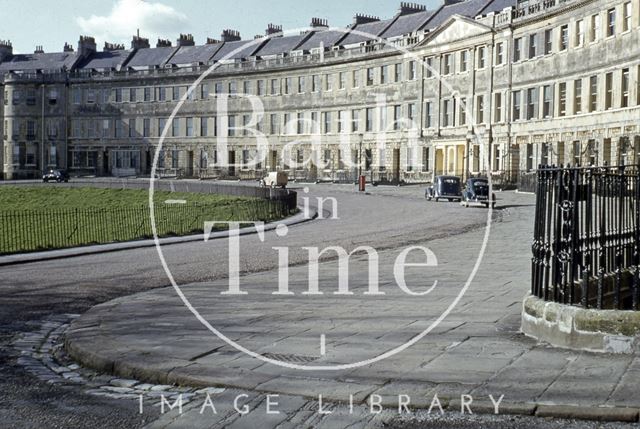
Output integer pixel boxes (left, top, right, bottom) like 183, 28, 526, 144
0, 183, 493, 428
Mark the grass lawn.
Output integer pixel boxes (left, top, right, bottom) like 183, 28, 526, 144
0, 186, 249, 210
0, 186, 288, 254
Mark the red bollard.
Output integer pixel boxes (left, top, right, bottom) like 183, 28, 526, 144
358, 175, 366, 192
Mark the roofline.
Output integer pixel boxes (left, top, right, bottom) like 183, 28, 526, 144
417, 4, 446, 32
418, 12, 496, 47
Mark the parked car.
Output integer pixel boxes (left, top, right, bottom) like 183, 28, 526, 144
425, 176, 462, 202
42, 169, 70, 183
461, 177, 496, 208
260, 171, 288, 189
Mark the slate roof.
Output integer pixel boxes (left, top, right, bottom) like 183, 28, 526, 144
125, 46, 178, 68
253, 34, 308, 57
340, 19, 393, 46
0, 51, 77, 72
296, 29, 347, 51
380, 10, 436, 39
211, 39, 264, 61
78, 49, 131, 70
168, 44, 223, 65
422, 0, 494, 30
481, 0, 518, 14
0, 0, 525, 72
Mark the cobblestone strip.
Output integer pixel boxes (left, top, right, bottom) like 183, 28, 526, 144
12, 315, 211, 405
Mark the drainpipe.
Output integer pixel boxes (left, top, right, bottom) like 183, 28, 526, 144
468, 44, 477, 182
41, 80, 45, 174
64, 72, 69, 172
506, 22, 515, 183
487, 25, 496, 182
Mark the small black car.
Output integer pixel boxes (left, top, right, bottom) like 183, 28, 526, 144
462, 177, 496, 208
42, 169, 70, 183
425, 176, 462, 202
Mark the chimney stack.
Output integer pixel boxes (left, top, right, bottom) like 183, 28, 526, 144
63, 42, 74, 52
0, 40, 13, 61
310, 18, 329, 28
131, 35, 150, 49
265, 24, 282, 36
353, 14, 380, 25
78, 35, 97, 58
221, 29, 241, 42
398, 2, 427, 15
156, 38, 172, 48
206, 37, 220, 45
34, 45, 44, 54
177, 33, 195, 47
103, 42, 125, 51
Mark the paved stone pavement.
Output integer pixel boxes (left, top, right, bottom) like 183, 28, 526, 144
64, 188, 640, 426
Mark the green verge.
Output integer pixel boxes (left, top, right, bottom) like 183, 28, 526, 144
0, 186, 289, 254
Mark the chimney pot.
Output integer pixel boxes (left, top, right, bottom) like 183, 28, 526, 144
156, 38, 172, 48
177, 33, 195, 47
221, 29, 241, 42
353, 14, 381, 25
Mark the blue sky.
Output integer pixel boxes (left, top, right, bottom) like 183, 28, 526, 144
0, 0, 442, 54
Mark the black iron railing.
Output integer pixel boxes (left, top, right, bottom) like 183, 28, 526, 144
531, 165, 640, 310
0, 179, 298, 255
0, 199, 295, 255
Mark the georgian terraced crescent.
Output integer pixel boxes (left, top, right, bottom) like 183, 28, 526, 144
1, 0, 639, 187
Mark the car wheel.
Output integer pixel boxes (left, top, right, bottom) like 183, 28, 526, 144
56, 178, 62, 183
435, 197, 439, 202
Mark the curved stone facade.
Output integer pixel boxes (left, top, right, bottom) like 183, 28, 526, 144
1, 0, 639, 181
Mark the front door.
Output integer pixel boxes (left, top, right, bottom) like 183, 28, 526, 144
270, 150, 278, 172
392, 148, 400, 183
228, 150, 236, 177
103, 151, 110, 176
186, 150, 194, 177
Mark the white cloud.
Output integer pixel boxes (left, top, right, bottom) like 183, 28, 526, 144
76, 0, 188, 47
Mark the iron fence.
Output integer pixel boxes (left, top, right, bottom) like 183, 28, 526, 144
531, 164, 640, 310
0, 199, 294, 255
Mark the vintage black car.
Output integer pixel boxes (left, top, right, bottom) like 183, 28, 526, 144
425, 176, 462, 202
462, 177, 496, 208
42, 169, 70, 183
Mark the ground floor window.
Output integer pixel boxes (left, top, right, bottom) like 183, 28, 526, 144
25, 144, 36, 166
422, 147, 430, 172
242, 149, 250, 170
200, 149, 208, 169
379, 147, 386, 171
113, 150, 138, 169
493, 145, 501, 171
12, 145, 21, 165
71, 151, 97, 168
171, 150, 179, 169
323, 149, 332, 169
157, 151, 165, 168
405, 147, 413, 172
49, 144, 57, 166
